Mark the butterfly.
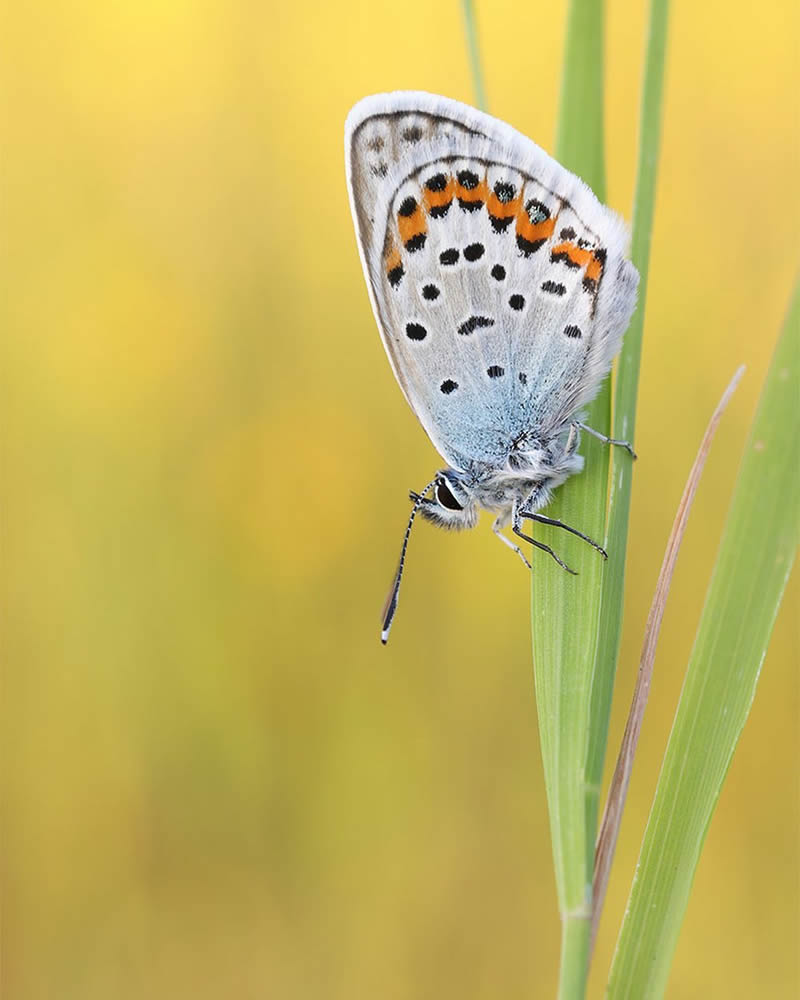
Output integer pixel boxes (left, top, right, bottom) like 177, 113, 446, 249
344, 92, 639, 643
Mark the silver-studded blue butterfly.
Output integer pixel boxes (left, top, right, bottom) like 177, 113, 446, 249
345, 92, 639, 643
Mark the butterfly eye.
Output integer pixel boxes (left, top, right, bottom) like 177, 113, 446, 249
436, 479, 463, 511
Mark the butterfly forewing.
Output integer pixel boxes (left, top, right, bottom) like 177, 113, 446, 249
345, 92, 638, 473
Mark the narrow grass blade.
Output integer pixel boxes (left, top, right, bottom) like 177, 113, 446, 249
608, 282, 799, 998
460, 0, 487, 111
531, 2, 607, 996
586, 0, 671, 831
591, 367, 744, 952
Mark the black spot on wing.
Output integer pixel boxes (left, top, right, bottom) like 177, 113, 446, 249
404, 233, 426, 253
406, 322, 427, 341
509, 294, 525, 311
563, 325, 582, 339
490, 215, 514, 233
463, 242, 485, 262
487, 365, 505, 378
439, 248, 459, 266
541, 280, 566, 296
458, 316, 495, 336
398, 196, 417, 217
440, 379, 458, 394
525, 199, 550, 224
425, 173, 448, 191
429, 203, 451, 219
421, 283, 440, 301
401, 125, 423, 143
517, 235, 546, 256
387, 265, 404, 288
493, 181, 516, 202
491, 264, 506, 281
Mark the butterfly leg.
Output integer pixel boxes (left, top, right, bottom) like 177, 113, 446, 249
574, 421, 637, 459
519, 512, 608, 559
492, 516, 532, 570
511, 507, 577, 575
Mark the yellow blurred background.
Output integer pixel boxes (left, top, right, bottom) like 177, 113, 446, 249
3, 1, 798, 997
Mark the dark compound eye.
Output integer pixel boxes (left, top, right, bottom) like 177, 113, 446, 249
436, 478, 463, 511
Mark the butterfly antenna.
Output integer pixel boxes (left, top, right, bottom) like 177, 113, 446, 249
380, 478, 437, 645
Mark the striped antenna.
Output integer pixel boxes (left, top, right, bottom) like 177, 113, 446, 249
380, 478, 437, 645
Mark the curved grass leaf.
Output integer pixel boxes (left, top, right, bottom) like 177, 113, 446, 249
607, 281, 799, 998
592, 367, 744, 952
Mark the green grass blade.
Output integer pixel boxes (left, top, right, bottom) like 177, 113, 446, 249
554, 0, 606, 201
531, 2, 607, 996
592, 367, 743, 952
587, 0, 671, 831
607, 281, 800, 998
460, 0, 487, 111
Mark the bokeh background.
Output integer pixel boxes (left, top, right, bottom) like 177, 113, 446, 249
3, 1, 798, 997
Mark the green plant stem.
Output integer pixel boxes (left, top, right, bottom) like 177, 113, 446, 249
588, 0, 671, 835
554, 0, 606, 200
559, 911, 592, 999
532, 3, 607, 998
460, 0, 487, 111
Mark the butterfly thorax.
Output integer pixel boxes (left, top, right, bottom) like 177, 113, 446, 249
470, 436, 584, 512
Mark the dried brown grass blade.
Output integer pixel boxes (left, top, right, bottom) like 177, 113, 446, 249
590, 365, 745, 954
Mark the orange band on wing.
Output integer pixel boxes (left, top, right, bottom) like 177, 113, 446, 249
454, 177, 487, 208
550, 241, 606, 291
385, 245, 402, 270
422, 177, 455, 211
385, 244, 404, 287
516, 213, 556, 245
551, 241, 593, 269
397, 204, 428, 246
487, 191, 523, 220
585, 254, 604, 283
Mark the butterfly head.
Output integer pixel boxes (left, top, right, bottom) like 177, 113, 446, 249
411, 469, 479, 531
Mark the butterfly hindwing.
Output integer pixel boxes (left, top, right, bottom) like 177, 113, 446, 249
345, 92, 638, 472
